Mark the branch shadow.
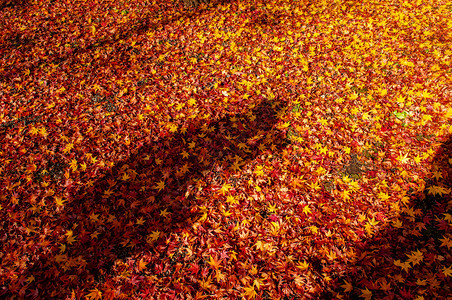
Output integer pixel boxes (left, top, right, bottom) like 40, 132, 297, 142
320, 135, 452, 298
4, 97, 289, 298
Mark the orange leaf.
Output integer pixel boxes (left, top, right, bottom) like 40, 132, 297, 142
86, 288, 102, 300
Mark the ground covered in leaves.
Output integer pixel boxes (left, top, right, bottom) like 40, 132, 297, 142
1, 0, 452, 299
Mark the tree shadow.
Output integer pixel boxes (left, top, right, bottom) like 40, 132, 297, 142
0, 0, 28, 10
0, 0, 238, 83
319, 134, 452, 298
3, 97, 289, 298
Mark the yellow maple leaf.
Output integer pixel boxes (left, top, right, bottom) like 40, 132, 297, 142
253, 278, 264, 290
378, 191, 390, 201
160, 208, 171, 218
443, 265, 452, 277
220, 184, 231, 194
277, 121, 291, 129
414, 154, 422, 164
310, 225, 318, 234
268, 203, 277, 213
154, 180, 165, 192
63, 143, 74, 154
445, 214, 452, 223
255, 240, 265, 252
249, 265, 258, 275
427, 185, 450, 196
270, 222, 280, 236
121, 172, 130, 181
341, 280, 353, 293
29, 126, 39, 135
360, 287, 372, 300
86, 288, 102, 300
392, 219, 403, 228
146, 231, 160, 244
54, 196, 66, 207
341, 189, 351, 201
397, 153, 409, 164
39, 127, 48, 137
440, 236, 452, 249
226, 195, 239, 205
138, 258, 148, 271
394, 259, 411, 272
296, 260, 309, 271
242, 285, 257, 299
367, 216, 379, 226
406, 249, 424, 266
349, 91, 359, 100
207, 255, 221, 270
199, 276, 213, 290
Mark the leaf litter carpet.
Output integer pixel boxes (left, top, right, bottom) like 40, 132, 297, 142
1, 0, 452, 299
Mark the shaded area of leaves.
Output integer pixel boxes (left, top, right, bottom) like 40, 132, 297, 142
0, 0, 28, 10
320, 135, 452, 299
2, 98, 288, 298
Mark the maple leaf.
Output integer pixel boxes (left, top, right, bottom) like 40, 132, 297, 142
89, 213, 99, 222
406, 249, 424, 266
207, 255, 221, 270
199, 276, 213, 290
268, 203, 278, 213
296, 260, 309, 271
377, 191, 390, 201
54, 196, 66, 207
341, 189, 351, 201
302, 205, 311, 215
443, 265, 452, 277
394, 259, 411, 272
226, 195, 239, 205
253, 278, 264, 290
432, 170, 443, 180
427, 185, 449, 196
341, 280, 353, 293
86, 288, 102, 300
186, 262, 200, 275
367, 216, 379, 226
241, 285, 257, 299
154, 180, 165, 191
137, 258, 148, 271
443, 213, 452, 223
63, 143, 74, 154
397, 153, 409, 164
360, 287, 372, 300
220, 184, 231, 194
121, 172, 130, 181
160, 209, 171, 218
379, 278, 391, 291
146, 231, 160, 244
392, 219, 403, 228
414, 154, 422, 163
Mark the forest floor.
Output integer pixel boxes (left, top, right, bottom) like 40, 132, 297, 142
1, 0, 452, 299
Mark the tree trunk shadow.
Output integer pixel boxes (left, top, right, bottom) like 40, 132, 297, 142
5, 97, 289, 298
319, 135, 452, 298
